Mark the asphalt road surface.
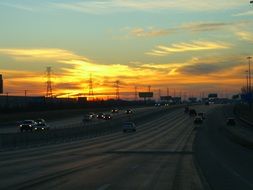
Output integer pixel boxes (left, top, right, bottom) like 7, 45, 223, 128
195, 105, 253, 190
1, 104, 252, 190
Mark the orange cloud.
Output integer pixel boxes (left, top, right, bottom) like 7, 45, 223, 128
0, 48, 245, 99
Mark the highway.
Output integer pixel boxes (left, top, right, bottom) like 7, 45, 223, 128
0, 107, 156, 134
0, 104, 253, 189
0, 105, 206, 190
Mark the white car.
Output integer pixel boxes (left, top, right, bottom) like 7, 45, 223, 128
123, 122, 136, 132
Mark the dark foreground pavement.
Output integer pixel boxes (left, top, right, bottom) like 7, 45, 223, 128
195, 105, 253, 190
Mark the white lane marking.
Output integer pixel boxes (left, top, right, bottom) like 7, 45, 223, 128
97, 184, 111, 190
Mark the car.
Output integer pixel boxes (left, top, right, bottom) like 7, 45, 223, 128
19, 120, 37, 132
111, 108, 119, 113
125, 109, 133, 114
35, 118, 46, 125
34, 123, 50, 131
155, 103, 161, 107
83, 114, 93, 122
189, 109, 197, 116
227, 118, 236, 126
194, 116, 203, 124
88, 113, 96, 118
103, 114, 112, 120
97, 113, 105, 119
205, 101, 210, 105
184, 106, 189, 113
123, 122, 136, 132
197, 112, 205, 119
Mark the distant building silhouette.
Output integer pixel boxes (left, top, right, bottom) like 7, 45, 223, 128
0, 74, 3, 94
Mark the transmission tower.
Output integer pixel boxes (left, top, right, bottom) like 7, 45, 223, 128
46, 67, 53, 98
88, 73, 94, 100
134, 86, 138, 100
158, 89, 161, 99
148, 85, 151, 92
115, 80, 120, 100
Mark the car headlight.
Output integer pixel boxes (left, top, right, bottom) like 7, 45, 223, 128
35, 128, 37, 130
19, 125, 22, 127
29, 125, 32, 127
42, 128, 44, 130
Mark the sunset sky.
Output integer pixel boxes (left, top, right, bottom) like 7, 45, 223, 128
0, 0, 253, 100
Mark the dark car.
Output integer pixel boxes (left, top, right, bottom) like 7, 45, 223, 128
103, 114, 112, 120
88, 113, 96, 118
19, 120, 37, 132
83, 114, 93, 123
184, 106, 189, 113
205, 101, 210, 105
197, 112, 205, 119
123, 122, 136, 132
227, 118, 236, 126
194, 116, 203, 124
189, 109, 197, 116
125, 109, 133, 114
97, 113, 105, 119
34, 123, 50, 131
35, 118, 46, 125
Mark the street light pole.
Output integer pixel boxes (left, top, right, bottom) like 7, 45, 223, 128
247, 56, 252, 92
246, 70, 249, 93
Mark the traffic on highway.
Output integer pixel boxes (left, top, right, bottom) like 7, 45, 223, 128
1, 103, 252, 190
